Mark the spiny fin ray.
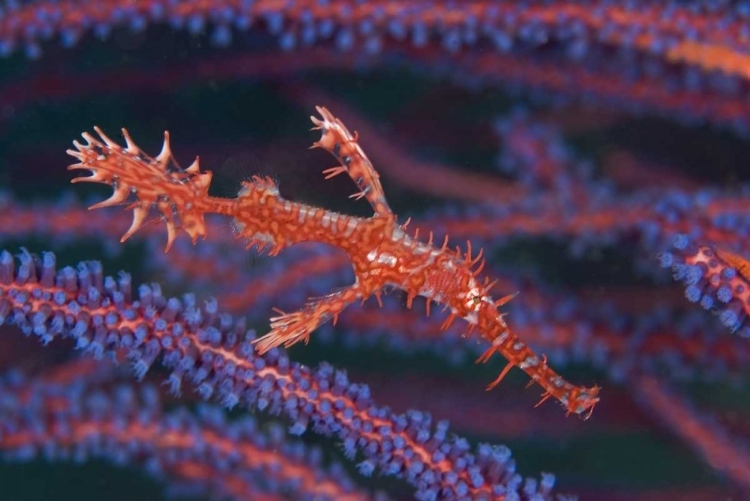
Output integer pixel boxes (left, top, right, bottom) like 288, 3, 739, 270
311, 106, 393, 218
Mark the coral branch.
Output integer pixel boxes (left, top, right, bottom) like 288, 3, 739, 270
661, 236, 750, 338
0, 248, 560, 500
0, 369, 377, 501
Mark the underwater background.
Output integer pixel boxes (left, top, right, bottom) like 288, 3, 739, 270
1, 2, 750, 500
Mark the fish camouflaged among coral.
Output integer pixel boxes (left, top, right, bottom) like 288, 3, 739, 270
67, 106, 600, 418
